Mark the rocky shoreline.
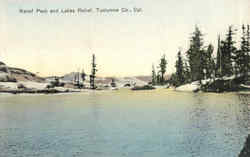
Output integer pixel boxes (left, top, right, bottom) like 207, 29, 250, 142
175, 74, 250, 93
0, 88, 77, 94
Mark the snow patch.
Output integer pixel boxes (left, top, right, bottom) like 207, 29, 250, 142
0, 82, 18, 90
19, 81, 49, 90
175, 81, 200, 92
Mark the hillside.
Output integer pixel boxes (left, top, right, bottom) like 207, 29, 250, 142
0, 62, 45, 82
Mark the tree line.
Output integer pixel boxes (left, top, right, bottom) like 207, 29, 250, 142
168, 25, 250, 87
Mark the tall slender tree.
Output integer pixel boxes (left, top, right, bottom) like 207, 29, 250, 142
175, 51, 185, 86
247, 24, 250, 79
234, 25, 246, 77
156, 72, 161, 84
81, 69, 86, 86
238, 24, 250, 80
90, 54, 97, 89
186, 26, 204, 82
216, 35, 222, 77
152, 64, 156, 85
183, 60, 191, 83
158, 54, 167, 84
204, 44, 215, 79
221, 26, 236, 76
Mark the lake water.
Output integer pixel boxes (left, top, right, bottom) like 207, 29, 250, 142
0, 89, 249, 157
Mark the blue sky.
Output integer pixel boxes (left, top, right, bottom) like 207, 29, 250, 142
0, 0, 249, 77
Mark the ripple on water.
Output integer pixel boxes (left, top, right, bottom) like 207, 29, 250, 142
0, 90, 249, 157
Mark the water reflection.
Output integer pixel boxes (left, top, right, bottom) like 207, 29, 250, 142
236, 94, 250, 143
182, 94, 215, 157
237, 94, 250, 106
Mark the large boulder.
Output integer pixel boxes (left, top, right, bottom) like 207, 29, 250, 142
0, 61, 6, 66
0, 72, 17, 82
0, 62, 9, 73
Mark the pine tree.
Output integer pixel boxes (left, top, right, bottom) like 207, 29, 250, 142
239, 24, 250, 80
183, 60, 191, 83
169, 73, 178, 87
158, 54, 167, 84
204, 44, 215, 78
221, 26, 236, 76
175, 51, 185, 86
186, 26, 204, 82
216, 35, 222, 77
152, 64, 156, 85
247, 24, 250, 79
81, 69, 86, 85
234, 25, 247, 77
156, 72, 161, 84
90, 54, 97, 89
211, 56, 217, 80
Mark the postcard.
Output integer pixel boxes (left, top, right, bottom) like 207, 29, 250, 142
0, 0, 249, 157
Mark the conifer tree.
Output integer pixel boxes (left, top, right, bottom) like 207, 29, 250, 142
238, 24, 250, 80
81, 69, 86, 85
221, 26, 236, 76
247, 24, 250, 79
90, 54, 97, 89
175, 51, 185, 86
158, 54, 167, 84
186, 26, 204, 82
169, 73, 178, 87
156, 72, 161, 84
204, 44, 215, 78
183, 60, 191, 83
234, 25, 246, 77
152, 64, 156, 85
216, 35, 222, 77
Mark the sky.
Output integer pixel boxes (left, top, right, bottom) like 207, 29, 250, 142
0, 0, 249, 77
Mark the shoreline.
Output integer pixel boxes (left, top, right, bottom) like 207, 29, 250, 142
0, 87, 249, 95
0, 89, 78, 94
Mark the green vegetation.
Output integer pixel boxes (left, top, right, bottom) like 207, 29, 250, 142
151, 54, 168, 85
175, 50, 185, 86
159, 54, 167, 84
169, 24, 250, 92
151, 64, 156, 85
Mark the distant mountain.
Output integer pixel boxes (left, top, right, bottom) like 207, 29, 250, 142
61, 72, 83, 82
55, 72, 151, 87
